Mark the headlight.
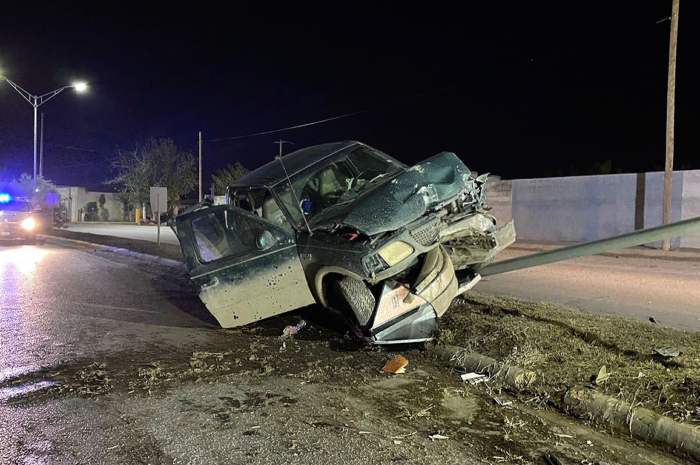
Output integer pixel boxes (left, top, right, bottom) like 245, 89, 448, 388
21, 217, 36, 231
378, 241, 414, 267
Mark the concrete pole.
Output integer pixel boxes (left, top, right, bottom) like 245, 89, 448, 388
198, 131, 203, 202
662, 0, 679, 251
39, 112, 44, 178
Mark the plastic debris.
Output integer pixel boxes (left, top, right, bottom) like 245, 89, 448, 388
593, 365, 609, 385
382, 355, 409, 374
494, 396, 512, 406
428, 433, 448, 441
279, 341, 286, 352
654, 347, 681, 358
282, 320, 307, 338
460, 372, 487, 384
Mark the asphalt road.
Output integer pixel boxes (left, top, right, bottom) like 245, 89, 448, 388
63, 223, 700, 332
67, 222, 179, 245
477, 248, 700, 332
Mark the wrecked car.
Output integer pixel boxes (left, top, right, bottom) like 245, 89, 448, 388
174, 141, 515, 343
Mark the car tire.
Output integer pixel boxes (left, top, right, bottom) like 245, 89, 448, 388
334, 277, 376, 327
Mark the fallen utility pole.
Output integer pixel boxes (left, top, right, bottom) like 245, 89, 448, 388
480, 215, 700, 277
662, 0, 680, 251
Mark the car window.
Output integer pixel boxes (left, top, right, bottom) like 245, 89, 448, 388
0, 200, 32, 212
270, 145, 406, 228
191, 209, 270, 263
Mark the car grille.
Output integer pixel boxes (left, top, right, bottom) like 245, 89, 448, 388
410, 222, 439, 246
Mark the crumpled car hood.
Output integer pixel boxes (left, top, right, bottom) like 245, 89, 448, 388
315, 152, 480, 236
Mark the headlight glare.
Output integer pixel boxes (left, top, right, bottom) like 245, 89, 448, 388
21, 217, 36, 231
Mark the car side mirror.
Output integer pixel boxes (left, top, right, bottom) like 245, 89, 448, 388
255, 230, 275, 251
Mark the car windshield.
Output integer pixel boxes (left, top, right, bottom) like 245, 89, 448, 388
272, 146, 405, 227
0, 200, 32, 212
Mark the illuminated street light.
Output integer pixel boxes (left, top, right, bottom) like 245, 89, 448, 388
0, 75, 88, 189
73, 82, 88, 92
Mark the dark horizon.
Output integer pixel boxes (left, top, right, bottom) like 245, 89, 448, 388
1, 2, 697, 188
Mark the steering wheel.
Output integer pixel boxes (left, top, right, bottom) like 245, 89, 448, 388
349, 171, 368, 190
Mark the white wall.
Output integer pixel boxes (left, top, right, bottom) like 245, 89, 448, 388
56, 187, 127, 222
485, 169, 700, 249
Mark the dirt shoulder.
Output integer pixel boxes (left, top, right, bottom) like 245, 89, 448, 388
41, 228, 183, 262
439, 293, 700, 429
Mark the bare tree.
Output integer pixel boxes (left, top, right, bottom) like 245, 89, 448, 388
109, 138, 196, 214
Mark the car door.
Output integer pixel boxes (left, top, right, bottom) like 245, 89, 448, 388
174, 205, 315, 327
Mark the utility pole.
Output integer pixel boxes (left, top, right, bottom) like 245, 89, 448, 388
198, 131, 203, 202
39, 112, 44, 178
274, 140, 293, 158
662, 0, 679, 252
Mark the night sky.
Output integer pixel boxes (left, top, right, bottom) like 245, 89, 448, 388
0, 2, 697, 189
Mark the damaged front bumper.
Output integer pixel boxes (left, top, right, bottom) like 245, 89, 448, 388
369, 217, 515, 345
369, 245, 457, 344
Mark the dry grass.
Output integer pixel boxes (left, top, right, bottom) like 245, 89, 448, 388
440, 292, 700, 424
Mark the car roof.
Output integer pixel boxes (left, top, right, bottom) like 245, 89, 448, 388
231, 141, 361, 188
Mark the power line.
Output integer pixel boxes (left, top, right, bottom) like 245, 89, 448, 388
208, 16, 670, 144
208, 63, 531, 143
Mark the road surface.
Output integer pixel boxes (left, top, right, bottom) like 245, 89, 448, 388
67, 222, 179, 245
477, 248, 700, 332
0, 239, 685, 464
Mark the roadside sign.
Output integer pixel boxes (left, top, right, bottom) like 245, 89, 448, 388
46, 192, 59, 206
150, 187, 167, 213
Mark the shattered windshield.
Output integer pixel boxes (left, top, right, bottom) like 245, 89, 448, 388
273, 146, 405, 227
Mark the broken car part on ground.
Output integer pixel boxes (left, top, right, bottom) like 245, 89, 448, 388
173, 141, 700, 345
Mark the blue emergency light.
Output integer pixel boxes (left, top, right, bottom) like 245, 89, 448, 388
0, 193, 12, 203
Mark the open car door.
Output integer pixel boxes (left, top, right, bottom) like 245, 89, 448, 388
174, 204, 315, 327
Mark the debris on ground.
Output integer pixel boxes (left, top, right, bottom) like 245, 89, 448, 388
428, 433, 449, 441
460, 372, 486, 384
382, 355, 409, 374
653, 347, 682, 358
494, 396, 512, 407
441, 292, 700, 423
592, 365, 609, 386
282, 320, 307, 338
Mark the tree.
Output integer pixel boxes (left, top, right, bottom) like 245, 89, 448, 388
9, 173, 57, 206
212, 161, 249, 196
108, 138, 197, 214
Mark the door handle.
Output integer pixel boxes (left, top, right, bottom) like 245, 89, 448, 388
201, 277, 219, 289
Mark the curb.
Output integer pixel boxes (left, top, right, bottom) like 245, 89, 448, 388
39, 234, 186, 271
427, 342, 700, 461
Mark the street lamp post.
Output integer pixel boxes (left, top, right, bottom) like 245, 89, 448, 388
0, 76, 87, 189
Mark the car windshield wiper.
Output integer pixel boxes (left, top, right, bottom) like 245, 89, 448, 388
308, 198, 357, 226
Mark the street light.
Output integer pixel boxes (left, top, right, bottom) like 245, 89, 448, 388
0, 75, 88, 189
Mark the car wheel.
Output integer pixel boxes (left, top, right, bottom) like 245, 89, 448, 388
334, 276, 376, 327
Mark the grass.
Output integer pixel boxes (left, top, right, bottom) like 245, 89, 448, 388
439, 292, 700, 424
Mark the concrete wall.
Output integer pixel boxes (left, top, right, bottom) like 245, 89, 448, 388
485, 170, 700, 249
